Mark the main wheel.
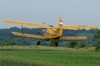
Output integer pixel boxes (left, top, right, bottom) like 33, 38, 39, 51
55, 42, 58, 46
55, 39, 59, 47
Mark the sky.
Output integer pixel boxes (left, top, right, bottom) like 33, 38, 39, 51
0, 0, 100, 28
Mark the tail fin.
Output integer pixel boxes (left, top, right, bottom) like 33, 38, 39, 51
58, 17, 63, 36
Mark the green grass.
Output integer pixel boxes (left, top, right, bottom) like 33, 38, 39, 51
0, 46, 100, 66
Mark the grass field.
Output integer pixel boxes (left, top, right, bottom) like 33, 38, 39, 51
0, 46, 100, 66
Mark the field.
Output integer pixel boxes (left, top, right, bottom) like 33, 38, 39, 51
0, 46, 100, 66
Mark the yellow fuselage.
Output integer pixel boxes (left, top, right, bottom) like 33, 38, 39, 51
43, 28, 59, 36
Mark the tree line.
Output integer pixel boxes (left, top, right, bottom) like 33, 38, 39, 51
0, 27, 99, 47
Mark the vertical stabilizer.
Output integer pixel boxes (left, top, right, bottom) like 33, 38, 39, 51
58, 17, 63, 36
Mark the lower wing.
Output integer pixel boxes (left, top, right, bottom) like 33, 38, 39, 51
12, 32, 87, 40
12, 32, 58, 39
59, 36, 87, 40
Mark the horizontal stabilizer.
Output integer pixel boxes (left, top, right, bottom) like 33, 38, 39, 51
59, 36, 87, 40
12, 32, 58, 39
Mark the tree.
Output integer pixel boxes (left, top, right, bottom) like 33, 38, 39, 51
11, 42, 17, 46
68, 41, 78, 48
78, 43, 85, 48
93, 30, 100, 51
0, 42, 3, 47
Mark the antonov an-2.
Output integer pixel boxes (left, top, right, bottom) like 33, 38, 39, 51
3, 17, 98, 46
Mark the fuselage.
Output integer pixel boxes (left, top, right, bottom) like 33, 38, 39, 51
43, 17, 63, 38
43, 27, 60, 36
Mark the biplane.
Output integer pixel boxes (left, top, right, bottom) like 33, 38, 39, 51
3, 17, 98, 46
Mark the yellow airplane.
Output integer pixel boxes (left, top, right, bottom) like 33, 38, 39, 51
3, 17, 98, 46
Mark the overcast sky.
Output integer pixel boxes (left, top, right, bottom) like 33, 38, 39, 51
0, 0, 100, 28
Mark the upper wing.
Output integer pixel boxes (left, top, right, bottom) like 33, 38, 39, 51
54, 25, 98, 30
54, 25, 78, 30
12, 32, 59, 39
63, 25, 98, 29
59, 36, 87, 41
3, 19, 50, 28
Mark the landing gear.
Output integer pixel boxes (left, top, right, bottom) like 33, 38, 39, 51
37, 39, 59, 47
55, 41, 58, 46
55, 39, 59, 47
51, 39, 59, 47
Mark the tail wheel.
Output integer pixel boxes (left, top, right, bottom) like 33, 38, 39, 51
37, 41, 40, 45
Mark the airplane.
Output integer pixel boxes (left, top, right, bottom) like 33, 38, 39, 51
3, 17, 98, 46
